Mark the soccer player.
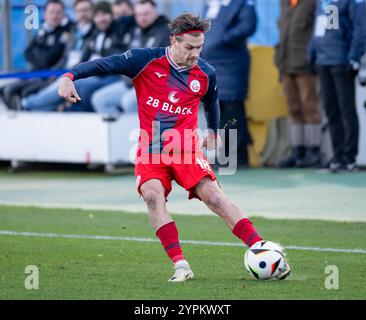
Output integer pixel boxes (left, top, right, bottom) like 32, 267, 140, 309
58, 13, 291, 282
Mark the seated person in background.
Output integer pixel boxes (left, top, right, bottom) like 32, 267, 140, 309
22, 0, 134, 112
21, 0, 95, 112
91, 0, 171, 118
65, 0, 136, 112
0, 0, 72, 110
129, 0, 171, 49
113, 0, 134, 19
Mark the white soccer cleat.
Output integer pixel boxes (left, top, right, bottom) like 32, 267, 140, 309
168, 261, 194, 282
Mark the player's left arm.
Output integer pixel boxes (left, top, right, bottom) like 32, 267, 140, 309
222, 0, 257, 44
201, 71, 221, 150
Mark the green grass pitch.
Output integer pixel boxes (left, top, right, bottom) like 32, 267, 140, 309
0, 205, 365, 300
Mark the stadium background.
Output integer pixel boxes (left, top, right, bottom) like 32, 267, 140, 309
1, 0, 365, 168
0, 0, 280, 70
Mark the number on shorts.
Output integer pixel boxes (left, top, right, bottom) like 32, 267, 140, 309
196, 157, 211, 171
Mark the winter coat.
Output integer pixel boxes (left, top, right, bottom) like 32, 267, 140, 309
308, 0, 366, 66
201, 0, 257, 102
275, 0, 317, 75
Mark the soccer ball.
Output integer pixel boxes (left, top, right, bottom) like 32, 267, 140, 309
244, 241, 287, 280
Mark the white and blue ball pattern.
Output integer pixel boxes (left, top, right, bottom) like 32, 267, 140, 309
244, 241, 286, 280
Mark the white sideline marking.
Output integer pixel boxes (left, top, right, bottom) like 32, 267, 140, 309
1, 230, 366, 254
1, 201, 366, 222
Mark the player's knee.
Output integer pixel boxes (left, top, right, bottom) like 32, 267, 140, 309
143, 189, 164, 210
205, 190, 226, 211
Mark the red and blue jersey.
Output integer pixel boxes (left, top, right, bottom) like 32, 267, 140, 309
69, 47, 220, 157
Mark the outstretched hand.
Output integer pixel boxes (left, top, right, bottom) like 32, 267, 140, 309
58, 76, 81, 104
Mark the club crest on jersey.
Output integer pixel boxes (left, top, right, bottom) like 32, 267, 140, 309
190, 80, 200, 93
168, 91, 180, 104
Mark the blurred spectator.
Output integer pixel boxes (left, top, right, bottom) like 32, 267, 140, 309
201, 0, 257, 168
275, 0, 322, 168
0, 0, 72, 110
63, 0, 95, 69
129, 0, 170, 48
308, 0, 366, 172
91, 0, 170, 118
21, 0, 95, 112
68, 0, 136, 112
113, 0, 134, 19
80, 1, 134, 62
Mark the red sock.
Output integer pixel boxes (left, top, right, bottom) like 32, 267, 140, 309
156, 221, 185, 263
232, 218, 263, 247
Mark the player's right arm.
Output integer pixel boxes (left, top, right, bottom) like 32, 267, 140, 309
58, 49, 153, 103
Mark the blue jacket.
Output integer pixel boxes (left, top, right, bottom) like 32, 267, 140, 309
309, 0, 366, 66
201, 0, 257, 102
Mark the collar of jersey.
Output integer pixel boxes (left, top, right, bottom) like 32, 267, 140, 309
165, 47, 197, 72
